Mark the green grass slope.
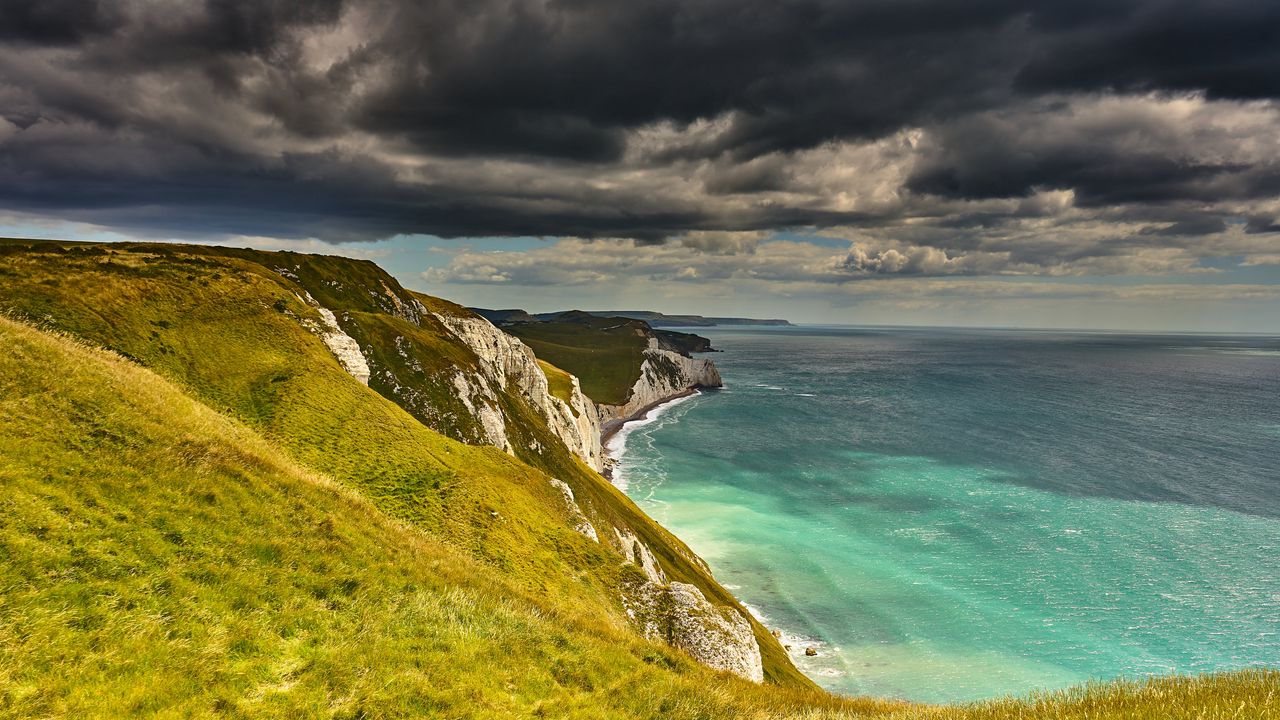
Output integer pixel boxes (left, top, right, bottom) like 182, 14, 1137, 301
0, 239, 813, 689
0, 316, 887, 719
502, 315, 650, 405
539, 358, 579, 410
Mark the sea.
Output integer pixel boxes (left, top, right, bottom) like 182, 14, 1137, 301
606, 325, 1280, 703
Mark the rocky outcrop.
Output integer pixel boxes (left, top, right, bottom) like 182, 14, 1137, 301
610, 527, 763, 683
315, 307, 372, 385
549, 478, 599, 542
614, 528, 667, 584
432, 312, 604, 471
597, 338, 722, 426
447, 369, 514, 453
295, 292, 371, 386
623, 577, 764, 683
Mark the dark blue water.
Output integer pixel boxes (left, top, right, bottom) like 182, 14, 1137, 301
611, 327, 1280, 702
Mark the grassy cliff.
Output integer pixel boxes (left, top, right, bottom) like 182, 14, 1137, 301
0, 239, 812, 689
0, 316, 884, 718
1, 238, 1276, 718
500, 314, 651, 405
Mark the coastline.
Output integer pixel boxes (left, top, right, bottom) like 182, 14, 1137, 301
601, 389, 703, 486
600, 388, 700, 447
602, 382, 836, 684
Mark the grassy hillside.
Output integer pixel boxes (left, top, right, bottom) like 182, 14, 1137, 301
502, 315, 651, 405
2, 239, 1277, 718
0, 316, 889, 719
0, 239, 813, 689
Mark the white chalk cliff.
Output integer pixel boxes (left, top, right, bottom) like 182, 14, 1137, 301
596, 338, 723, 426
432, 312, 605, 471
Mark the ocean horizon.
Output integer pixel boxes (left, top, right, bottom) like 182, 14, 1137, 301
608, 325, 1280, 703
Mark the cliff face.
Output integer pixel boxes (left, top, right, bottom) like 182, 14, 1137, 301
277, 273, 605, 473
596, 338, 723, 427
625, 578, 764, 683
429, 311, 604, 472
423, 314, 759, 681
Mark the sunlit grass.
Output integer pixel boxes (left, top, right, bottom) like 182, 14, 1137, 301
539, 358, 579, 409
0, 317, 894, 719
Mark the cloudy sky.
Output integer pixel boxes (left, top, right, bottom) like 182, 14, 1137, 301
3, 0, 1279, 330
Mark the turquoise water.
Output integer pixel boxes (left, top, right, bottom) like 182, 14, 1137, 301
610, 327, 1280, 703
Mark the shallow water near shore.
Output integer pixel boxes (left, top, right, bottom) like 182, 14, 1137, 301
610, 326, 1280, 703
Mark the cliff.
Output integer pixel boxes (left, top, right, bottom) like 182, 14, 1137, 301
0, 239, 786, 691
596, 338, 723, 429
425, 304, 605, 472
419, 306, 753, 679
484, 309, 725, 434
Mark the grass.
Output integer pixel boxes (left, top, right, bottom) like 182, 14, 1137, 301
539, 359, 579, 412
1, 238, 1277, 718
0, 316, 893, 719
504, 320, 649, 405
0, 240, 812, 688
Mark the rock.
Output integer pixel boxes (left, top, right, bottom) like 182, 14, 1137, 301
771, 629, 782, 638
310, 304, 371, 385
432, 312, 604, 470
624, 579, 764, 683
805, 647, 818, 657
548, 478, 599, 542
613, 528, 666, 584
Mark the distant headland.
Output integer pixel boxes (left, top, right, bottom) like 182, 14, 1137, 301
471, 308, 792, 328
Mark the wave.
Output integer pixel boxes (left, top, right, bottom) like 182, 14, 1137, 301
741, 602, 840, 676
606, 391, 702, 490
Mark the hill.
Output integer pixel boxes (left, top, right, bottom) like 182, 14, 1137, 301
0, 239, 798, 689
578, 310, 792, 327
0, 315, 883, 718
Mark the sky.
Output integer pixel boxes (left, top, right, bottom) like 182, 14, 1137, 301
2, 0, 1279, 331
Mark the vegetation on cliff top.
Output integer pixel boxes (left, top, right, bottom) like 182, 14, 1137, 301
501, 315, 651, 405
539, 358, 580, 412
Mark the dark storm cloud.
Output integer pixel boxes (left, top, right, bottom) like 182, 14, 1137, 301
0, 0, 1278, 249
1016, 0, 1280, 99
0, 1, 125, 44
905, 95, 1280, 207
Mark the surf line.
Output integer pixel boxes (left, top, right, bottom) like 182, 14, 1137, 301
602, 389, 703, 490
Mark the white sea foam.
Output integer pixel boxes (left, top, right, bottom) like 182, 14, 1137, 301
606, 391, 701, 490
742, 602, 836, 672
